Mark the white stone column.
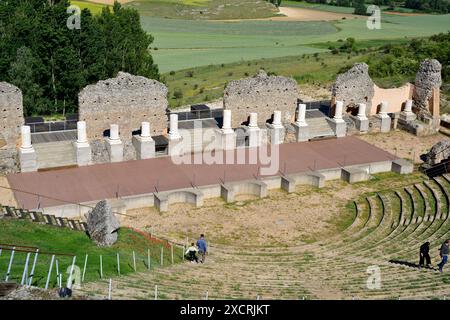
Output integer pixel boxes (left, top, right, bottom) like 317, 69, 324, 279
329, 100, 346, 138
334, 101, 344, 122
222, 110, 233, 134
404, 99, 413, 114
400, 99, 416, 123
378, 101, 389, 118
76, 121, 89, 146
110, 124, 120, 142
20, 125, 33, 152
105, 124, 123, 162
272, 110, 283, 128
19, 125, 37, 172
247, 112, 261, 147
294, 104, 309, 142
141, 121, 151, 139
75, 121, 91, 166
296, 104, 307, 126
169, 114, 181, 140
133, 121, 155, 159
377, 101, 391, 133
357, 103, 368, 120
248, 112, 258, 129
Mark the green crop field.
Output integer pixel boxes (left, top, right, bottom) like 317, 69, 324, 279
144, 13, 450, 72
0, 219, 183, 289
71, 0, 109, 14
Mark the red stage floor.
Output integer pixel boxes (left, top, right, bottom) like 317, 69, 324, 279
7, 136, 396, 210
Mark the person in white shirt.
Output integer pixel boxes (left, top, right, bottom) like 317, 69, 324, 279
185, 243, 199, 263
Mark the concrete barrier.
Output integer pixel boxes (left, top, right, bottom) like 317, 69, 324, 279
391, 159, 414, 174
154, 188, 204, 212
220, 180, 268, 202
341, 166, 370, 183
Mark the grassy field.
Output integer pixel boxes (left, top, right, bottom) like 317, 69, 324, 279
124, 0, 278, 20
161, 43, 415, 108
71, 0, 109, 14
145, 13, 450, 72
0, 219, 183, 289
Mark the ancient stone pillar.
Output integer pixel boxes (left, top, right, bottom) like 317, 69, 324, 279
105, 124, 123, 162
75, 121, 92, 166
294, 104, 309, 142
334, 101, 344, 121
222, 110, 233, 134
141, 122, 151, 139
266, 110, 285, 144
355, 103, 369, 133
20, 126, 32, 151
247, 112, 261, 147
273, 111, 283, 128
169, 114, 181, 140
399, 99, 416, 122
377, 101, 391, 133
133, 121, 155, 159
216, 110, 236, 150
328, 101, 346, 138
19, 125, 37, 172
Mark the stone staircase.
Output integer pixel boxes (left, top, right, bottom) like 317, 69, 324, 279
34, 141, 77, 170
0, 204, 87, 232
306, 116, 335, 140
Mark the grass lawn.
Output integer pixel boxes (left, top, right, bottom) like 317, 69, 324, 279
0, 219, 183, 289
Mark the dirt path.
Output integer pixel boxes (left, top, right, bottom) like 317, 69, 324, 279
0, 176, 17, 207
85, 0, 133, 4
215, 6, 361, 22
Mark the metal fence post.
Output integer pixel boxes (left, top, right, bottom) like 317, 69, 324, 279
28, 248, 40, 286
108, 278, 112, 300
67, 256, 76, 289
45, 255, 55, 290
21, 252, 31, 285
132, 251, 137, 272
160, 247, 163, 266
154, 285, 158, 300
147, 249, 151, 270
171, 244, 174, 265
82, 254, 88, 282
5, 247, 15, 281
100, 255, 103, 279
117, 253, 120, 276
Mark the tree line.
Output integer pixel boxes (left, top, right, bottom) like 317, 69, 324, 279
0, 0, 159, 117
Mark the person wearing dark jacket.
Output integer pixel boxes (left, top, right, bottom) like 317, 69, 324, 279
419, 242, 431, 268
438, 239, 449, 273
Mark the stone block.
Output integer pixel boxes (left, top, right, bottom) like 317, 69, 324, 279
354, 117, 369, 132
391, 159, 413, 174
220, 180, 268, 203
341, 166, 369, 183
19, 149, 38, 172
281, 175, 296, 193
105, 138, 124, 163
378, 115, 391, 133
327, 118, 347, 138
293, 123, 309, 142
215, 129, 236, 150
132, 135, 155, 159
75, 142, 92, 166
266, 123, 285, 144
154, 189, 204, 212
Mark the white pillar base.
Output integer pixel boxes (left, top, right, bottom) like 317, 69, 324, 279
399, 111, 417, 122
327, 118, 347, 138
247, 128, 261, 148
266, 123, 285, 145
105, 138, 123, 163
19, 148, 38, 172
377, 114, 392, 133
168, 137, 184, 157
133, 136, 156, 159
355, 116, 369, 133
75, 142, 92, 166
293, 122, 309, 142
215, 129, 236, 150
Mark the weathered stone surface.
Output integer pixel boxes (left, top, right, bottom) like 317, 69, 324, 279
421, 139, 450, 166
0, 82, 24, 146
78, 72, 168, 143
85, 200, 120, 247
413, 59, 442, 115
223, 70, 299, 127
331, 63, 374, 114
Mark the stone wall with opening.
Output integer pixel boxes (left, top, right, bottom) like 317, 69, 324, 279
223, 70, 300, 127
78, 72, 169, 162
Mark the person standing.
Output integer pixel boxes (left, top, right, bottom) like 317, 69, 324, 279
419, 242, 431, 269
196, 234, 208, 264
438, 239, 449, 273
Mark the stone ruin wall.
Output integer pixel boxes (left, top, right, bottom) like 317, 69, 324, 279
0, 82, 24, 173
413, 59, 442, 118
223, 70, 300, 128
78, 72, 169, 162
331, 63, 374, 116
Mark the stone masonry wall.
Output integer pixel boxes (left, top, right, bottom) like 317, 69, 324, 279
0, 82, 24, 173
223, 70, 300, 128
78, 72, 169, 142
331, 63, 374, 115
